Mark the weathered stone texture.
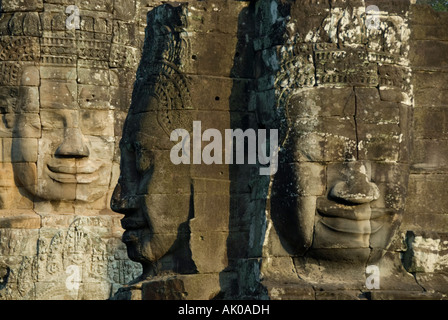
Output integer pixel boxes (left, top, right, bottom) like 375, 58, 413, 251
0, 0, 144, 300
1, 0, 448, 301
396, 3, 448, 298
111, 0, 448, 301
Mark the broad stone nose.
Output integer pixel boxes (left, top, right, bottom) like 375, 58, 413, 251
55, 127, 90, 158
329, 163, 380, 204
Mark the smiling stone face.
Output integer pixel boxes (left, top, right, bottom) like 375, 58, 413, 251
266, 1, 414, 266
13, 76, 115, 203
272, 88, 411, 264
0, 0, 146, 300
3, 0, 143, 212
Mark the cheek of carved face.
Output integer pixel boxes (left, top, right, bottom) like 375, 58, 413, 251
122, 151, 191, 264
271, 161, 325, 255
133, 193, 191, 263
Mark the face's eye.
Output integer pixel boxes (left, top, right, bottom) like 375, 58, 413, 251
134, 141, 153, 174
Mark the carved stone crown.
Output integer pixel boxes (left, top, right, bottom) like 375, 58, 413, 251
277, 4, 412, 92
0, 4, 142, 83
130, 3, 193, 136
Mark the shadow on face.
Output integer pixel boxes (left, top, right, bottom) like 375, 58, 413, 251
110, 4, 197, 277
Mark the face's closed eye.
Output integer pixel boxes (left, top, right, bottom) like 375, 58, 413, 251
134, 140, 154, 175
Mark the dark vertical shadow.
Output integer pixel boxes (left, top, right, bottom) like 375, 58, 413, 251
218, 2, 268, 300
218, 0, 294, 299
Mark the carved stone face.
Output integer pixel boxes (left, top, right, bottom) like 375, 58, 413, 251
109, 3, 195, 274
272, 85, 411, 263
13, 73, 114, 203
270, 4, 413, 265
111, 97, 192, 269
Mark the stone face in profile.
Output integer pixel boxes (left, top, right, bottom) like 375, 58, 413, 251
111, 3, 197, 278
1, 0, 446, 301
110, 2, 253, 298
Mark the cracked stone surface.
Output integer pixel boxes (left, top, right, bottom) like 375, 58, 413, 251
1, 0, 448, 300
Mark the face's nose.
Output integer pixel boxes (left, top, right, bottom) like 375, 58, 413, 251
110, 182, 139, 214
330, 162, 380, 205
55, 127, 90, 158
110, 183, 127, 214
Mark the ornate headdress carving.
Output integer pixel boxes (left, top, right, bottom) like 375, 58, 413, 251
130, 3, 193, 136
276, 2, 412, 101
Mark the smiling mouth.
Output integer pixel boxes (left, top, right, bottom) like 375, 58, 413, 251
316, 198, 392, 235
46, 162, 103, 184
318, 216, 383, 234
121, 220, 148, 245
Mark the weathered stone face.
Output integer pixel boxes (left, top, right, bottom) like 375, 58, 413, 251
111, 4, 196, 276
113, 112, 193, 267
13, 76, 115, 202
0, 0, 144, 300
2, 2, 139, 210
266, 0, 414, 265
1, 0, 141, 209
1, 0, 447, 301
275, 89, 411, 263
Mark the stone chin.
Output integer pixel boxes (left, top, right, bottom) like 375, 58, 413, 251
122, 228, 178, 266
305, 205, 403, 264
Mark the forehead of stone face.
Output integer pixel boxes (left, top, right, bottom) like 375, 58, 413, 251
38, 67, 112, 111
287, 87, 356, 119
286, 83, 409, 163
39, 79, 78, 110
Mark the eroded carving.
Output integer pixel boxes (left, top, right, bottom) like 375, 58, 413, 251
257, 0, 417, 296
111, 3, 196, 282
0, 0, 144, 300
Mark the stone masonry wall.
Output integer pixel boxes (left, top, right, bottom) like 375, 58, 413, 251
399, 3, 448, 294
0, 0, 147, 300
0, 0, 447, 300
